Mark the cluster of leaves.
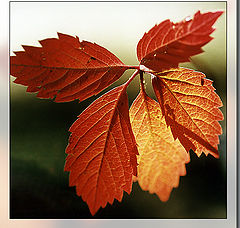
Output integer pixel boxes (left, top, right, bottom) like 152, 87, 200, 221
10, 10, 224, 215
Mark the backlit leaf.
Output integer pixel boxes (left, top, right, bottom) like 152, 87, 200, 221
11, 32, 129, 102
64, 84, 138, 215
130, 85, 189, 201
137, 11, 223, 72
152, 68, 224, 158
10, 9, 225, 216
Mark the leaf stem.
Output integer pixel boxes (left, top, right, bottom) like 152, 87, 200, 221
140, 71, 144, 91
125, 65, 140, 70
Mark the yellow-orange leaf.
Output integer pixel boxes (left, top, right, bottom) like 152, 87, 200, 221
130, 87, 190, 201
152, 68, 224, 158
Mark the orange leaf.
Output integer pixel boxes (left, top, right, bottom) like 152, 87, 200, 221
137, 11, 223, 72
10, 33, 130, 102
130, 86, 189, 201
152, 68, 224, 158
64, 84, 138, 215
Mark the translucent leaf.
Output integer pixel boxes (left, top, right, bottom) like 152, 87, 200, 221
65, 85, 138, 215
130, 86, 189, 201
152, 68, 224, 157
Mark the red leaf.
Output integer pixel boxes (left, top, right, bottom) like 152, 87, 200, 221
10, 33, 129, 102
137, 11, 223, 72
152, 68, 224, 158
64, 84, 138, 215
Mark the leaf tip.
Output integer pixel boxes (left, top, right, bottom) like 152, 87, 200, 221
57, 32, 74, 40
56, 31, 63, 38
216, 10, 224, 16
210, 150, 220, 159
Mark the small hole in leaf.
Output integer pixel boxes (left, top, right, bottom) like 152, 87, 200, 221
87, 57, 95, 64
201, 78, 204, 86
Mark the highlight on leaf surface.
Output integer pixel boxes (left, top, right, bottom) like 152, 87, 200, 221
10, 32, 130, 103
130, 83, 190, 201
152, 67, 224, 158
137, 10, 223, 72
64, 84, 138, 215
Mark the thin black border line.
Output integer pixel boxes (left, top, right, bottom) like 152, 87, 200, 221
235, 0, 240, 227
224, 0, 227, 220
8, 1, 12, 219
226, 0, 228, 220
9, 0, 11, 221
9, 0, 228, 220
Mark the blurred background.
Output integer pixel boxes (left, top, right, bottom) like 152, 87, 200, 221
10, 2, 226, 219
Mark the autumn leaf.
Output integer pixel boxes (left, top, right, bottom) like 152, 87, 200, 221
10, 9, 224, 216
64, 84, 138, 215
130, 80, 190, 201
10, 32, 131, 102
137, 11, 223, 72
152, 68, 223, 158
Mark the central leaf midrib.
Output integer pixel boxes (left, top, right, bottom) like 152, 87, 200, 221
93, 86, 127, 209
12, 63, 127, 71
143, 15, 215, 60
